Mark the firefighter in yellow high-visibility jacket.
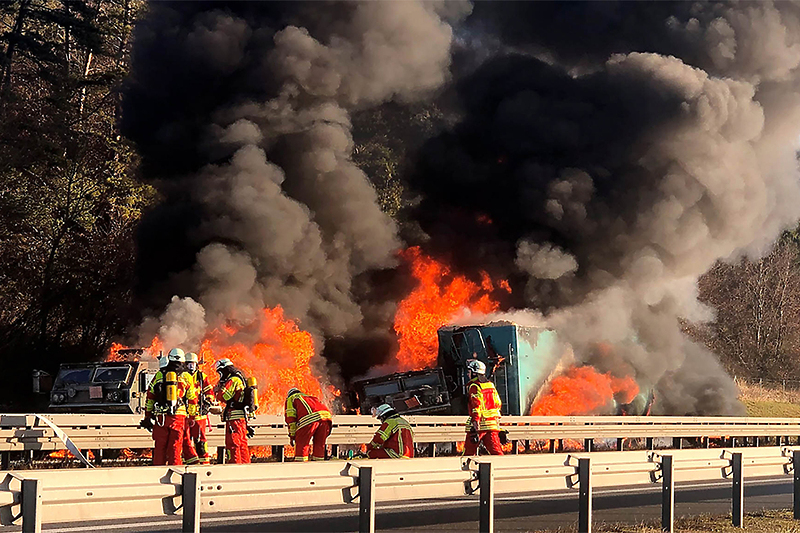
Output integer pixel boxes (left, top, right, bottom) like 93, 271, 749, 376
464, 359, 503, 455
183, 352, 214, 464
214, 358, 250, 464
141, 348, 197, 465
368, 404, 414, 458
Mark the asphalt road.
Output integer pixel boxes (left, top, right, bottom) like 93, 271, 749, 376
6, 475, 793, 532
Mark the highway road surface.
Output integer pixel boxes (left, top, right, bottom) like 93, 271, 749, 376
2, 475, 792, 532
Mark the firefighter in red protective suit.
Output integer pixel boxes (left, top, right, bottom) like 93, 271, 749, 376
285, 388, 332, 461
367, 404, 414, 459
214, 358, 252, 464
183, 352, 213, 464
464, 359, 504, 456
141, 348, 197, 465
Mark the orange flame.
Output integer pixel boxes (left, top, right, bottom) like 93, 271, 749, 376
47, 449, 95, 460
393, 247, 511, 371
197, 306, 328, 414
107, 338, 163, 362
110, 305, 331, 415
530, 365, 639, 416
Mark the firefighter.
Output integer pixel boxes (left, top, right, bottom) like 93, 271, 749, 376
285, 387, 332, 461
214, 358, 251, 464
183, 352, 213, 464
367, 404, 414, 459
464, 359, 504, 456
141, 348, 196, 466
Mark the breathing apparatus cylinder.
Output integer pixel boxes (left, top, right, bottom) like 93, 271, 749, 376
246, 376, 259, 417
165, 371, 177, 414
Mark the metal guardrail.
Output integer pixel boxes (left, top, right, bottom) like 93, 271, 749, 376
3, 414, 800, 456
2, 446, 800, 533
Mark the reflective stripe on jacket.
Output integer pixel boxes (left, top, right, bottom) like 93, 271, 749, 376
145, 370, 194, 417
285, 392, 332, 437
188, 372, 215, 419
216, 375, 246, 420
370, 415, 414, 458
466, 378, 501, 432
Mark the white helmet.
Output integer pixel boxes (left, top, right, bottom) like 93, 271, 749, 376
167, 348, 185, 363
466, 359, 486, 375
185, 352, 199, 363
215, 358, 233, 372
373, 403, 393, 419
286, 387, 301, 400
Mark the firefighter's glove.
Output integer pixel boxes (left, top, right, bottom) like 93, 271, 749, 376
468, 433, 480, 445
499, 430, 509, 445
246, 426, 255, 439
139, 417, 154, 432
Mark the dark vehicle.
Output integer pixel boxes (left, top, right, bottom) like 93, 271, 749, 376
352, 369, 451, 416
47, 352, 158, 414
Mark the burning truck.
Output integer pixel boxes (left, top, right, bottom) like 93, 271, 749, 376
351, 322, 654, 417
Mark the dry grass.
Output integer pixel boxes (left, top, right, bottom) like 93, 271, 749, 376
736, 380, 800, 417
737, 380, 800, 404
529, 509, 800, 532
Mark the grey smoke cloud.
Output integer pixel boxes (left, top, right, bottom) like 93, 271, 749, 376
127, 1, 800, 415
408, 2, 800, 415
127, 2, 467, 381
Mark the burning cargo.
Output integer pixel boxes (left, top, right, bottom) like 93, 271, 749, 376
353, 322, 573, 416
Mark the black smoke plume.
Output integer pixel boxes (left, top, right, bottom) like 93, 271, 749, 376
124, 1, 800, 414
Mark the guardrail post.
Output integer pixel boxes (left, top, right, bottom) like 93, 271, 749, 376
182, 472, 200, 533
671, 438, 682, 450
273, 445, 284, 463
479, 462, 494, 533
793, 450, 800, 519
359, 465, 375, 533
216, 447, 226, 464
512, 440, 519, 455
22, 478, 41, 533
331, 445, 339, 459
430, 443, 437, 458
584, 439, 593, 452
661, 455, 674, 533
732, 452, 743, 528
616, 438, 624, 451
579, 457, 591, 533
1, 451, 10, 470
646, 437, 654, 450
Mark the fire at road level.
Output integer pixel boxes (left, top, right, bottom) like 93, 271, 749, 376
90, 248, 652, 420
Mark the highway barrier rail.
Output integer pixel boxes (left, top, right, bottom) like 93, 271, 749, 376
1, 445, 799, 533
2, 414, 800, 461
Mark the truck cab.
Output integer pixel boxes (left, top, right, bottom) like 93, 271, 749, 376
48, 354, 158, 414
438, 323, 572, 416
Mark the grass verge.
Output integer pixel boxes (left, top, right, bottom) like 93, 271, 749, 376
535, 509, 800, 532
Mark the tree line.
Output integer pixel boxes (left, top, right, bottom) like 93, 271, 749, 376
0, 0, 151, 406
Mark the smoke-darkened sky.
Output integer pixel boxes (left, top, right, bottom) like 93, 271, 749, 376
124, 1, 800, 415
